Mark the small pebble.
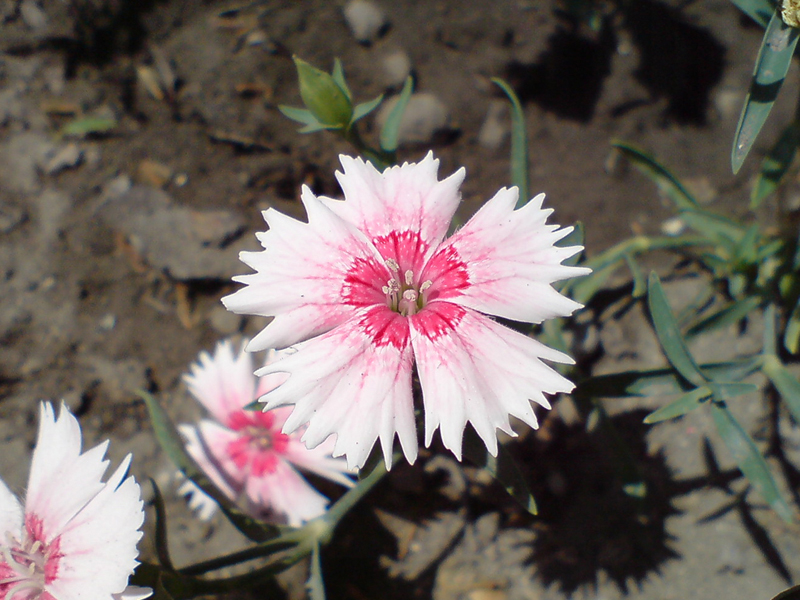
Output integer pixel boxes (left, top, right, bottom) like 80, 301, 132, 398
376, 92, 449, 145
477, 100, 508, 151
343, 0, 388, 44
138, 158, 173, 188
380, 49, 412, 89
44, 143, 83, 174
20, 0, 48, 30
661, 216, 686, 236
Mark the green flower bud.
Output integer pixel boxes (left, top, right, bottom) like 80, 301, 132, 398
293, 56, 353, 129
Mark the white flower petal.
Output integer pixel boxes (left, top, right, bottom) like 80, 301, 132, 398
258, 308, 417, 470
48, 454, 144, 600
180, 421, 243, 502
113, 585, 153, 600
441, 188, 590, 323
183, 339, 256, 425
322, 152, 465, 247
410, 304, 575, 459
223, 195, 385, 350
283, 438, 355, 489
244, 459, 329, 527
0, 476, 22, 539
26, 402, 109, 542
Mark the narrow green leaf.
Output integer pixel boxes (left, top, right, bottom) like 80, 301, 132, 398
379, 76, 414, 153
462, 428, 537, 515
298, 122, 340, 134
624, 253, 647, 297
784, 296, 800, 353
647, 272, 707, 387
711, 402, 793, 522
491, 77, 529, 206
733, 224, 761, 266
59, 116, 116, 137
577, 358, 762, 399
763, 354, 800, 424
751, 121, 800, 208
686, 296, 762, 337
707, 382, 759, 400
138, 390, 281, 542
732, 10, 800, 174
278, 105, 319, 126
351, 94, 384, 124
644, 386, 711, 424
149, 479, 175, 572
306, 542, 326, 600
730, 0, 775, 27
331, 58, 352, 102
571, 259, 621, 305
679, 209, 745, 249
611, 140, 698, 209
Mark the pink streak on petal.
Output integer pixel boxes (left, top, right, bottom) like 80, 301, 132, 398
371, 230, 430, 274
23, 515, 62, 584
359, 305, 412, 349
342, 256, 390, 307
419, 244, 470, 302
409, 301, 466, 342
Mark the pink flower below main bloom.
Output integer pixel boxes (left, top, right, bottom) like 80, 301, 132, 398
223, 152, 590, 470
0, 403, 150, 600
179, 340, 354, 527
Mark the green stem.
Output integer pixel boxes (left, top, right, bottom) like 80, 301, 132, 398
179, 537, 299, 576
323, 458, 388, 531
166, 459, 389, 597
343, 125, 391, 169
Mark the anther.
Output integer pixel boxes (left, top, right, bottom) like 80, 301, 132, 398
385, 258, 399, 272
419, 280, 432, 292
404, 270, 414, 286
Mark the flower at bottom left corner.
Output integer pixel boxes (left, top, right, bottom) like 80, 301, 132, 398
0, 402, 151, 600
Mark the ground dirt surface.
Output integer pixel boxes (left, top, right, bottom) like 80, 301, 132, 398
3, 1, 800, 599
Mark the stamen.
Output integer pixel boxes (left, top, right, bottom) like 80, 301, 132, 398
385, 258, 399, 272
404, 270, 414, 286
419, 280, 432, 292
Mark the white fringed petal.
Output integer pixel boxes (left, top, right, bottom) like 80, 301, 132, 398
441, 189, 590, 323
411, 304, 575, 459
322, 152, 465, 247
183, 339, 256, 426
258, 310, 417, 470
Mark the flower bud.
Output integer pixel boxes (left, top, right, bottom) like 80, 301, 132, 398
293, 56, 353, 128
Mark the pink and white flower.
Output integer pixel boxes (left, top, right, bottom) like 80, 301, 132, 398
179, 340, 354, 527
0, 402, 150, 600
223, 152, 589, 470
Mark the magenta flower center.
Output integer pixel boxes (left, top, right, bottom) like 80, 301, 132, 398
0, 516, 61, 600
226, 411, 290, 477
